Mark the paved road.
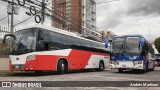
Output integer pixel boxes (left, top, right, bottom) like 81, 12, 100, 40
0, 68, 160, 90
0, 68, 160, 81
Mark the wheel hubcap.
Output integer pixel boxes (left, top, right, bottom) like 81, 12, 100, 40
62, 63, 65, 71
100, 64, 103, 69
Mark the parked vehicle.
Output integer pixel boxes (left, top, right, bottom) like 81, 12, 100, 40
3, 25, 110, 74
105, 34, 155, 73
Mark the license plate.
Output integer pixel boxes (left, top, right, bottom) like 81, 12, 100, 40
122, 64, 126, 68
15, 66, 19, 69
116, 62, 119, 65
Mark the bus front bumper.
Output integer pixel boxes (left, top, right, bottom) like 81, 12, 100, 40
110, 61, 143, 70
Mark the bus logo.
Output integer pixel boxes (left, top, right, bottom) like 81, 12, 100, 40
2, 82, 11, 87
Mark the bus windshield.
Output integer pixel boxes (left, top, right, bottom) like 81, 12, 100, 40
112, 37, 141, 56
12, 28, 37, 54
125, 37, 141, 54
112, 38, 125, 54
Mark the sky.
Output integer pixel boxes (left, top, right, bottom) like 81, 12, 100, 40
96, 0, 160, 42
0, 0, 160, 42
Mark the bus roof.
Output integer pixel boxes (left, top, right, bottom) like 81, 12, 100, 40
16, 25, 104, 44
113, 34, 143, 38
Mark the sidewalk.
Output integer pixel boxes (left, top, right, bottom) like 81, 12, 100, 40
0, 58, 9, 71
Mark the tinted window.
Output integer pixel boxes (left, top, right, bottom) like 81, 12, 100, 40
126, 37, 141, 53
38, 29, 50, 41
67, 36, 80, 47
80, 39, 90, 48
49, 31, 67, 50
90, 41, 99, 49
99, 43, 106, 50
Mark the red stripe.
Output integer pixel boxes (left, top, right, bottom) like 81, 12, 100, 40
11, 49, 109, 71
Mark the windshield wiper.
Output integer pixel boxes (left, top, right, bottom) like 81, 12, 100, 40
125, 44, 133, 57
115, 44, 124, 57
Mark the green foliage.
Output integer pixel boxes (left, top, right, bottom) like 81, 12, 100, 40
0, 43, 10, 55
154, 37, 160, 53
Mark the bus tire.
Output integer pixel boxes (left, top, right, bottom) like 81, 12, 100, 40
97, 61, 105, 71
142, 62, 148, 73
150, 62, 155, 71
150, 68, 154, 71
57, 60, 67, 74
118, 69, 123, 73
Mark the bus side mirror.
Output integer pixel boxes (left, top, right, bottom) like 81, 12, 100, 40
140, 40, 145, 47
105, 40, 109, 48
3, 34, 16, 44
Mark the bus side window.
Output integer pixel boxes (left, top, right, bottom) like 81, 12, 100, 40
38, 30, 44, 40
49, 32, 67, 50
67, 36, 80, 48
38, 30, 50, 51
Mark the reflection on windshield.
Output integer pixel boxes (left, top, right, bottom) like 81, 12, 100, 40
13, 29, 36, 53
126, 37, 141, 53
112, 37, 141, 56
112, 38, 125, 53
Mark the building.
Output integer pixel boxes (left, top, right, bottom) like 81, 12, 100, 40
101, 31, 117, 42
0, 25, 17, 39
52, 0, 96, 38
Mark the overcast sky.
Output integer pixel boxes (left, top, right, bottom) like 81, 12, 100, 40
0, 0, 160, 42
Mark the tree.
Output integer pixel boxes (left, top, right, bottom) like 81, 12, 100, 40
154, 37, 160, 53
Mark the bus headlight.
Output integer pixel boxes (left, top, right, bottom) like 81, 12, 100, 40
134, 61, 142, 65
110, 60, 116, 64
26, 54, 36, 61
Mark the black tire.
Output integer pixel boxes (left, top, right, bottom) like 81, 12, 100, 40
150, 68, 154, 71
118, 69, 123, 73
150, 62, 155, 71
97, 61, 104, 71
57, 60, 67, 74
142, 62, 148, 73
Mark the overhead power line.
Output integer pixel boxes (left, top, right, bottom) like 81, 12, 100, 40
96, 0, 119, 4
0, 16, 7, 22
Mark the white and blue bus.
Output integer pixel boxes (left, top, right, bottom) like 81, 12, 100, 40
105, 34, 155, 73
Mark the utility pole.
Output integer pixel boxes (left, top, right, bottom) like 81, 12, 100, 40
10, 0, 14, 52
41, 0, 45, 24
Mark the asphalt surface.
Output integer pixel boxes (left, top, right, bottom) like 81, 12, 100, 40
0, 68, 160, 81
0, 68, 160, 90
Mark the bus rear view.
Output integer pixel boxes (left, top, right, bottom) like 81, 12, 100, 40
106, 35, 155, 73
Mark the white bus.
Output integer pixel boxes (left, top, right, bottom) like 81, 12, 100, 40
4, 25, 110, 74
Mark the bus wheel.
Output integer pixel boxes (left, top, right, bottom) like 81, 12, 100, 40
57, 60, 67, 74
150, 68, 154, 71
150, 63, 155, 71
118, 69, 123, 73
97, 61, 104, 71
142, 62, 148, 73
